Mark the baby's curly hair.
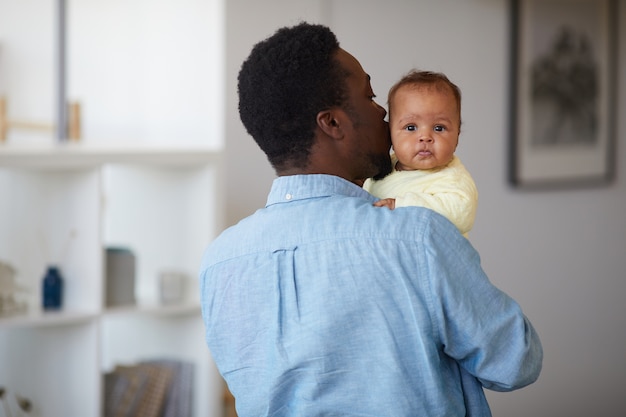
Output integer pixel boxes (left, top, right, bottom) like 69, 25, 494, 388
238, 22, 348, 172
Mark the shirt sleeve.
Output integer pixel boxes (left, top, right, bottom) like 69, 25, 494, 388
422, 217, 543, 391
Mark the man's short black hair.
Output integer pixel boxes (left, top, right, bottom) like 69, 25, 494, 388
238, 22, 348, 172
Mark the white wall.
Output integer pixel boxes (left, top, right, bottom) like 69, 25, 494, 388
67, 0, 224, 146
225, 1, 626, 415
0, 0, 55, 143
0, 0, 224, 147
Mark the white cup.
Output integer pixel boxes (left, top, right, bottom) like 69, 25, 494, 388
159, 271, 187, 305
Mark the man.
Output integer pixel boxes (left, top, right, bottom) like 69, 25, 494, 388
200, 22, 542, 416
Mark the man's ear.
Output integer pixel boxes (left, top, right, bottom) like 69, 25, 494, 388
316, 109, 344, 139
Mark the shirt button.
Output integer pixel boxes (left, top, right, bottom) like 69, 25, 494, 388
285, 193, 292, 200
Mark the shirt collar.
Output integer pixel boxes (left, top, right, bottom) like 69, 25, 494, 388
266, 174, 377, 207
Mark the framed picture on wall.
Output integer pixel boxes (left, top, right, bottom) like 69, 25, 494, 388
508, 0, 618, 188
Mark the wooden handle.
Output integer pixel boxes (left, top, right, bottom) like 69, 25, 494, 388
67, 101, 81, 141
0, 97, 7, 142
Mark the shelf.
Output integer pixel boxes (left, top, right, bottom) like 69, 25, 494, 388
0, 142, 222, 169
0, 1, 224, 414
0, 310, 98, 329
104, 302, 201, 318
0, 145, 222, 417
0, 303, 201, 329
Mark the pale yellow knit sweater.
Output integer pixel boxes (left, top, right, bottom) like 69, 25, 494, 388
363, 154, 478, 237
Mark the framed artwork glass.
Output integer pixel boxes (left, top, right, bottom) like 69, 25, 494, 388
509, 0, 618, 188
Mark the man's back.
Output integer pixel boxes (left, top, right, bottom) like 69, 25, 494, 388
200, 174, 542, 417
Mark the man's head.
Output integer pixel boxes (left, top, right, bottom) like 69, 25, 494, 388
238, 22, 391, 182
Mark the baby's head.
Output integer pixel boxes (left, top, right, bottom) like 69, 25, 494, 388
388, 70, 461, 171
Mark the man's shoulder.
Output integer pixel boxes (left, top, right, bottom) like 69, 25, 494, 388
202, 190, 461, 259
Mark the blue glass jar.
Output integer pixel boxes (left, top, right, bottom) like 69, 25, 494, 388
42, 266, 63, 310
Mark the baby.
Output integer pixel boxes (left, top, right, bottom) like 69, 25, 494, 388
364, 70, 478, 237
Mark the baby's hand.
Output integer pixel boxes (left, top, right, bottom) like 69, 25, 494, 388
373, 198, 396, 209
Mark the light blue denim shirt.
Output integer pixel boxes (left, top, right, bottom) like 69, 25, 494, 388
200, 174, 542, 417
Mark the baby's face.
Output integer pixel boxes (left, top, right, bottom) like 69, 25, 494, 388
389, 84, 460, 171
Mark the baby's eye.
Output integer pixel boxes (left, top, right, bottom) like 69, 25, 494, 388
404, 124, 417, 132
434, 125, 446, 132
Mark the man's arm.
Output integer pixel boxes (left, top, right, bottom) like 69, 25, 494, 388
424, 217, 543, 390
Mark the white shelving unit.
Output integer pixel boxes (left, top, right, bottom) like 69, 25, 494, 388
0, 143, 224, 417
1, 0, 225, 413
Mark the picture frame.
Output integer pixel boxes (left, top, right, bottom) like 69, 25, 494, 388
508, 0, 618, 189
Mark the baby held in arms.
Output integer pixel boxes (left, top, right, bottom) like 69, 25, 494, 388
364, 70, 478, 237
